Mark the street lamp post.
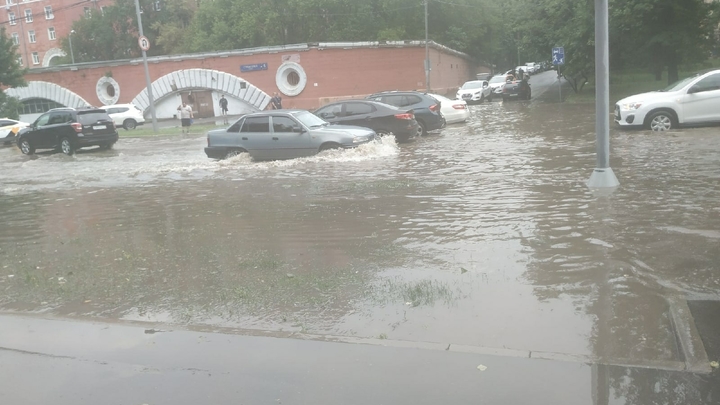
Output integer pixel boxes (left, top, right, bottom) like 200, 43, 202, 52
68, 30, 75, 64
424, 0, 430, 93
134, 0, 159, 132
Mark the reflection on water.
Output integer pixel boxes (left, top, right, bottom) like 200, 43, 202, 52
1, 101, 719, 364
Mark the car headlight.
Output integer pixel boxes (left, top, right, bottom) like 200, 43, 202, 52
621, 102, 643, 110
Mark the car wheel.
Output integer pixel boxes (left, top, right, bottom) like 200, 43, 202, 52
123, 119, 137, 130
647, 110, 675, 132
19, 139, 35, 155
416, 120, 427, 137
60, 137, 75, 155
224, 148, 246, 159
320, 142, 342, 151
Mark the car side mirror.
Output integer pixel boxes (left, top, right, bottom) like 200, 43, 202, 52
294, 127, 305, 133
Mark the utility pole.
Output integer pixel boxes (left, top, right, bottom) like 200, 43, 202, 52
134, 0, 159, 133
424, 0, 430, 93
587, 0, 619, 189
68, 30, 75, 64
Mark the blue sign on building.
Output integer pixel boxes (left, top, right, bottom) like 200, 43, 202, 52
240, 63, 268, 72
552, 47, 565, 65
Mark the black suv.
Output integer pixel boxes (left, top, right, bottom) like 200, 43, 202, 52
17, 108, 119, 155
366, 91, 445, 136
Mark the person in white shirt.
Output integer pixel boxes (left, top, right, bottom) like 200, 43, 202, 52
177, 102, 194, 134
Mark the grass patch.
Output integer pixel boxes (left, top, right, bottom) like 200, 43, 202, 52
119, 123, 220, 138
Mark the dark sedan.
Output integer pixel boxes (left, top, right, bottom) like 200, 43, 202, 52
314, 100, 419, 142
502, 79, 532, 101
365, 91, 444, 137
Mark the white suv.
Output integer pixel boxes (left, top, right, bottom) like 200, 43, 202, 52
615, 69, 720, 131
99, 104, 146, 130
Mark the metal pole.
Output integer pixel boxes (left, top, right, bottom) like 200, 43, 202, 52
134, 0, 158, 133
424, 0, 430, 93
68, 31, 75, 64
587, 0, 619, 189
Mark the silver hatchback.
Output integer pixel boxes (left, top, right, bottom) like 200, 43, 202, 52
204, 110, 377, 160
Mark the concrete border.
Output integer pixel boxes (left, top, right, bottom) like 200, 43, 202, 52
668, 297, 712, 373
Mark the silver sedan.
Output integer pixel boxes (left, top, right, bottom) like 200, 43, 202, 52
204, 110, 377, 160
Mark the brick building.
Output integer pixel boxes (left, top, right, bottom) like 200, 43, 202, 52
8, 41, 480, 123
4, 0, 113, 68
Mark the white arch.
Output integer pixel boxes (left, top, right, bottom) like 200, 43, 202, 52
131, 68, 271, 112
5, 81, 92, 108
42, 48, 66, 67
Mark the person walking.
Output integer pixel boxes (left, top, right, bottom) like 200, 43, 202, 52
219, 95, 229, 116
270, 92, 283, 110
177, 102, 194, 134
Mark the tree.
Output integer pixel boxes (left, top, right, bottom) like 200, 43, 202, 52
0, 27, 27, 119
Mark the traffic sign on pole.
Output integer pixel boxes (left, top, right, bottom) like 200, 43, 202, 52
552, 47, 565, 65
138, 35, 150, 52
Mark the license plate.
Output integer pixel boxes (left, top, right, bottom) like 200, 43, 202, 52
462, 95, 471, 99
93, 125, 106, 130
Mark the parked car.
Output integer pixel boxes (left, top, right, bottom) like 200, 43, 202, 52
456, 80, 493, 104
615, 69, 720, 131
429, 94, 469, 124
98, 103, 145, 130
314, 100, 419, 142
0, 118, 29, 145
204, 110, 376, 161
365, 91, 444, 136
488, 75, 508, 99
502, 79, 532, 101
16, 108, 118, 155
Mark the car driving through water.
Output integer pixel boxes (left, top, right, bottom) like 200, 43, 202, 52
204, 110, 377, 161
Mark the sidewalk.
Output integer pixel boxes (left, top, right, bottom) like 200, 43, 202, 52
1, 314, 718, 404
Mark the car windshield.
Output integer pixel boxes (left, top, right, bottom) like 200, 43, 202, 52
489, 76, 506, 84
659, 76, 696, 92
461, 81, 483, 89
295, 111, 328, 128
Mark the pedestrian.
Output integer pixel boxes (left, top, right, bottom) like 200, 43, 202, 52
219, 95, 228, 116
177, 101, 193, 134
271, 92, 283, 110
517, 67, 525, 81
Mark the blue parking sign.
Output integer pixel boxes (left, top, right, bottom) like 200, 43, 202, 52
552, 47, 565, 65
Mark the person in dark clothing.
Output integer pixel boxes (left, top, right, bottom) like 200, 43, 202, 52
271, 92, 283, 110
517, 68, 525, 81
219, 95, 228, 116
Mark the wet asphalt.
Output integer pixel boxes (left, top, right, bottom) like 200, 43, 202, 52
1, 71, 719, 403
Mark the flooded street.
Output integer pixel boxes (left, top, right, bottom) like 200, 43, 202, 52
2, 99, 719, 368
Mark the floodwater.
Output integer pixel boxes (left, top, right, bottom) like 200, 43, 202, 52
1, 98, 719, 368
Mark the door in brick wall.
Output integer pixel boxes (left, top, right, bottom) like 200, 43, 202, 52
181, 90, 214, 118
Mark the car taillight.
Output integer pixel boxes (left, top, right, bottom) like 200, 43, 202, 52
429, 104, 440, 112
395, 113, 414, 120
71, 123, 82, 132
452, 104, 466, 110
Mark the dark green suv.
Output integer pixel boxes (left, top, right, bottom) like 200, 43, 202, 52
17, 108, 119, 155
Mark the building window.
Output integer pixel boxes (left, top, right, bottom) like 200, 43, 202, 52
44, 6, 53, 19
24, 9, 32, 23
9, 11, 16, 25
11, 32, 19, 45
84, 7, 91, 18
32, 52, 39, 65
48, 26, 56, 40
22, 98, 64, 115
153, 1, 161, 11
18, 56, 23, 66
28, 30, 35, 43
100, 6, 106, 16
5, 0, 14, 6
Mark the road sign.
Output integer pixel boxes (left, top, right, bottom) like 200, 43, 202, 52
138, 36, 150, 52
552, 47, 565, 65
240, 63, 268, 73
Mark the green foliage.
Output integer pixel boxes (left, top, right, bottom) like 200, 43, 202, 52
0, 27, 26, 88
0, 94, 23, 120
1, 27, 26, 119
